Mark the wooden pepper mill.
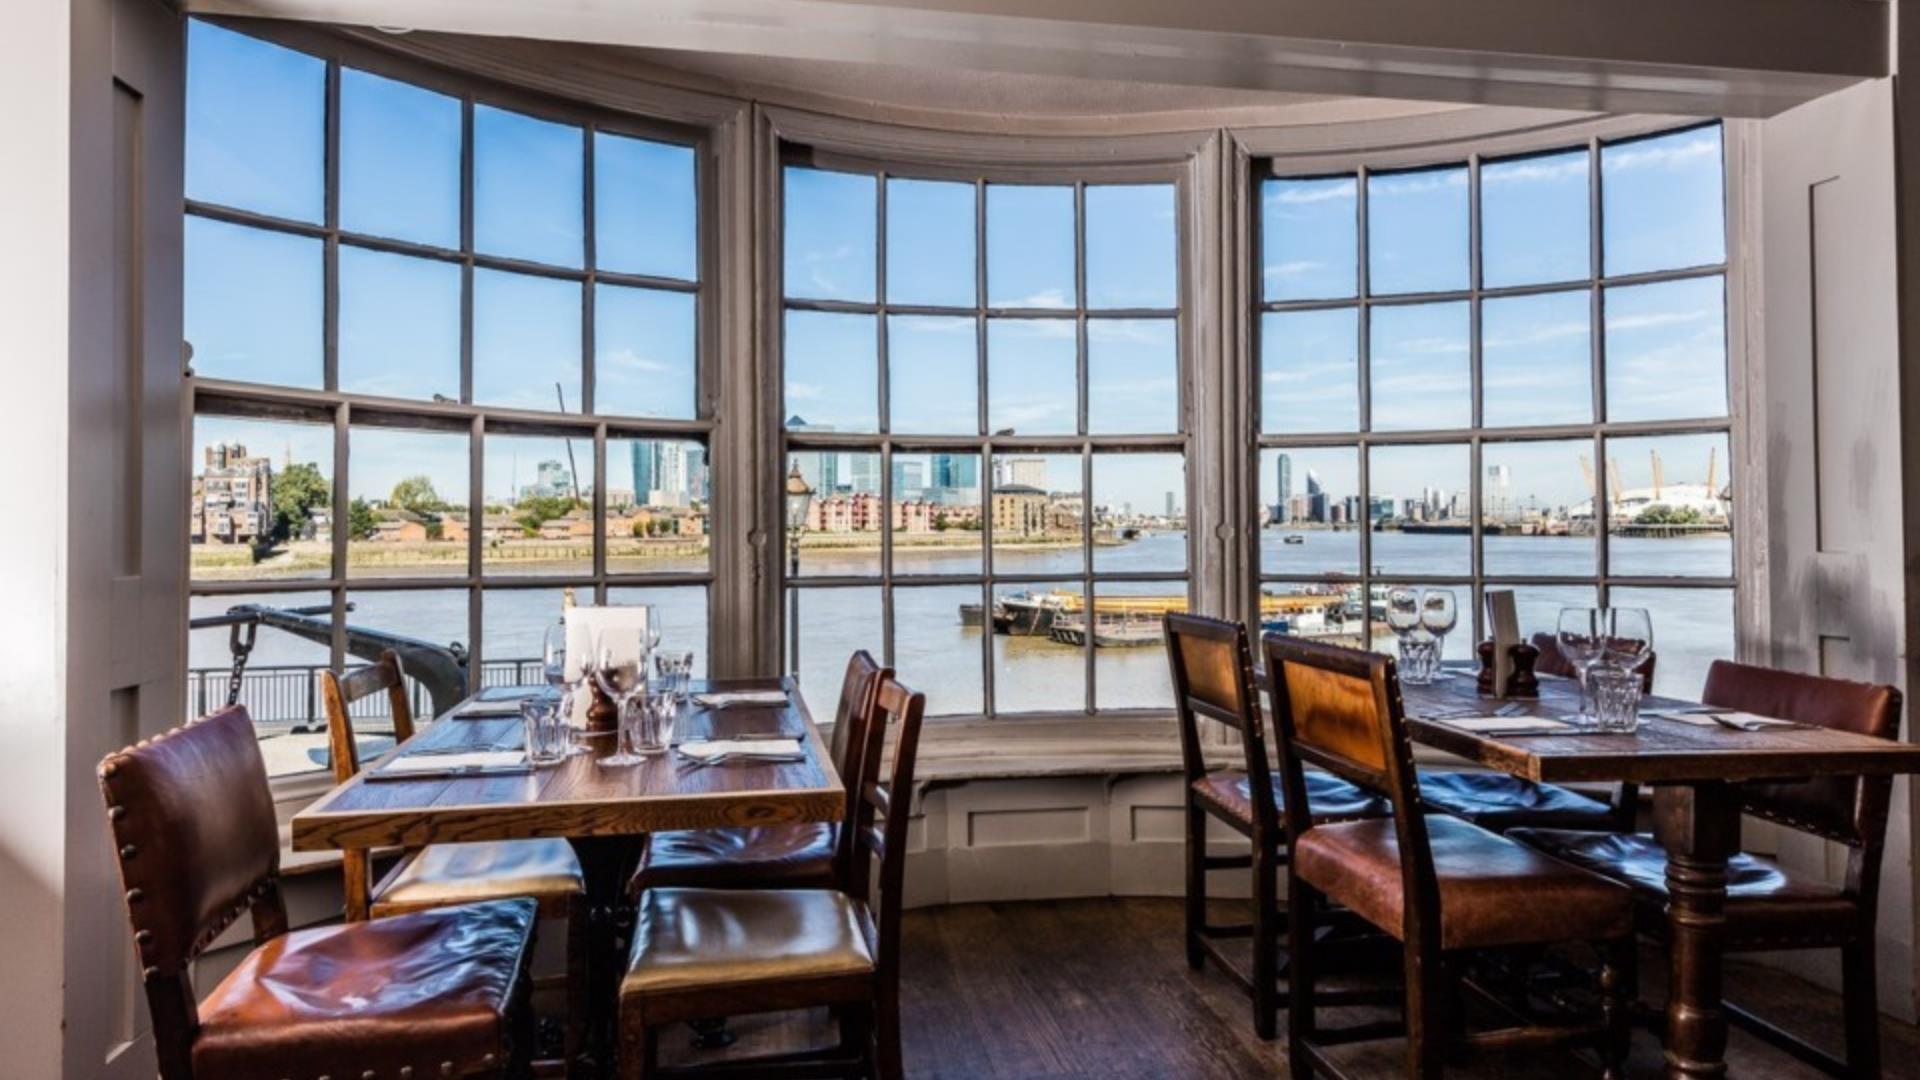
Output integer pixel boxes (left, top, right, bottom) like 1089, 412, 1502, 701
1476, 640, 1541, 698
585, 680, 619, 733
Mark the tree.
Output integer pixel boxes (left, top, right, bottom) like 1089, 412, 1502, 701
514, 494, 576, 535
347, 497, 379, 540
270, 461, 329, 542
389, 475, 443, 515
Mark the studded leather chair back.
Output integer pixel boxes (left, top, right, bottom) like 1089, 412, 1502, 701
1165, 613, 1281, 840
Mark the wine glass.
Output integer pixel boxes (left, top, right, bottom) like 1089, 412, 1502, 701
1603, 607, 1654, 675
542, 618, 569, 689
1385, 587, 1430, 684
591, 629, 648, 767
636, 603, 662, 664
1420, 589, 1458, 679
1556, 608, 1604, 722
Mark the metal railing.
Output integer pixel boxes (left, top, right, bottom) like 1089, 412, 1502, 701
187, 659, 544, 730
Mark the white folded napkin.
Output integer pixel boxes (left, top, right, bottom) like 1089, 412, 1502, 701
1650, 710, 1795, 731
378, 750, 527, 774
1437, 715, 1576, 735
677, 738, 803, 760
450, 701, 525, 718
693, 690, 789, 709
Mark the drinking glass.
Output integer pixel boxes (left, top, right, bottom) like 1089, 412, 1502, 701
1602, 607, 1654, 677
1556, 607, 1604, 722
541, 617, 569, 689
1419, 589, 1458, 679
637, 603, 662, 659
592, 630, 649, 767
1589, 664, 1644, 733
520, 695, 570, 765
654, 649, 695, 704
641, 686, 679, 755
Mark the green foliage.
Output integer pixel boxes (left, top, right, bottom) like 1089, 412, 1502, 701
514, 494, 577, 535
389, 475, 444, 515
270, 461, 330, 542
1635, 504, 1704, 526
347, 497, 379, 541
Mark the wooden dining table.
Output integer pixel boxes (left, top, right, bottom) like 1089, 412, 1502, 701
1401, 671, 1920, 1079
291, 675, 843, 1074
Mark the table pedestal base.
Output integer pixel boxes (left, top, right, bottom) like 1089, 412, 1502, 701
1653, 782, 1741, 1079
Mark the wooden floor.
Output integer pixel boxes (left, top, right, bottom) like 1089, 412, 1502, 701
661, 897, 1920, 1079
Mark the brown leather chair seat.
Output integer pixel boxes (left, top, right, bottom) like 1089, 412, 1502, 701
374, 838, 585, 918
1294, 815, 1631, 950
1418, 771, 1616, 832
627, 823, 837, 898
1191, 768, 1387, 828
194, 897, 538, 1079
625, 887, 877, 999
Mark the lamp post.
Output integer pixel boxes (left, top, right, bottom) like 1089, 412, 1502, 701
784, 463, 815, 675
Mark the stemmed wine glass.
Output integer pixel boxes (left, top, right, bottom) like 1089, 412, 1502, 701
1602, 607, 1654, 676
1420, 589, 1458, 679
542, 618, 589, 755
591, 627, 649, 767
1557, 608, 1605, 722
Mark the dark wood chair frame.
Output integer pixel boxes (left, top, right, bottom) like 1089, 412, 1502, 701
1263, 633, 1632, 1079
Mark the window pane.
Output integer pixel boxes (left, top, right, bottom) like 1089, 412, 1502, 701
1481, 439, 1596, 577
185, 217, 323, 388
895, 585, 984, 716
790, 450, 881, 578
987, 185, 1075, 309
1258, 582, 1367, 649
1368, 443, 1470, 574
1259, 447, 1359, 576
1094, 581, 1181, 711
786, 311, 878, 434
595, 133, 697, 280
186, 21, 324, 221
1481, 148, 1590, 288
1602, 125, 1725, 277
1262, 175, 1357, 302
347, 424, 470, 579
191, 416, 334, 582
1092, 453, 1186, 573
480, 587, 567, 670
344, 589, 469, 728
1500, 584, 1600, 649
338, 246, 460, 401
1608, 587, 1732, 699
886, 178, 974, 307
784, 167, 875, 302
1369, 301, 1469, 431
473, 269, 582, 412
1260, 308, 1358, 434
992, 454, 1083, 575
794, 586, 882, 721
1605, 432, 1732, 578
888, 315, 978, 435
1372, 583, 1474, 663
608, 585, 710, 678
189, 591, 330, 777
992, 581, 1085, 714
608, 438, 710, 574
339, 69, 460, 247
474, 105, 584, 268
1085, 184, 1176, 309
890, 451, 981, 574
482, 433, 595, 578
1604, 275, 1727, 422
1482, 289, 1592, 427
1088, 319, 1178, 435
1368, 166, 1468, 295
596, 284, 696, 419
988, 319, 1077, 435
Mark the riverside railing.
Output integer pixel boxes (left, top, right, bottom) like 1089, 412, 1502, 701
188, 658, 545, 730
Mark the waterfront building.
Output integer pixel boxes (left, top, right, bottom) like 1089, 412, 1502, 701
991, 484, 1049, 537
191, 442, 273, 544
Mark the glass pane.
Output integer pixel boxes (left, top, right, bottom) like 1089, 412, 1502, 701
1499, 584, 1600, 653
1604, 275, 1727, 422
890, 451, 981, 575
480, 587, 568, 671
346, 424, 470, 579
608, 438, 710, 574
188, 590, 330, 777
595, 133, 697, 280
1260, 308, 1358, 434
185, 217, 323, 388
343, 589, 468, 731
473, 105, 584, 268
987, 319, 1077, 436
1094, 581, 1181, 711
338, 246, 460, 401
595, 284, 697, 419
191, 415, 334, 581
992, 454, 1083, 576
1085, 184, 1176, 309
473, 269, 583, 412
1608, 586, 1732, 699
888, 315, 978, 435
886, 178, 975, 307
992, 581, 1085, 714
339, 68, 461, 247
1088, 319, 1178, 435
1257, 581, 1367, 649
1259, 447, 1360, 576
1372, 583, 1474, 663
784, 167, 875, 302
482, 433, 595, 578
1481, 148, 1590, 288
608, 585, 710, 678
1482, 289, 1592, 427
793, 586, 883, 720
790, 450, 881, 578
1092, 453, 1186, 573
785, 311, 878, 434
1605, 432, 1732, 578
1481, 439, 1596, 577
1603, 125, 1726, 277
1369, 301, 1469, 431
1368, 166, 1469, 296
987, 185, 1075, 309
1262, 175, 1357, 302
186, 21, 324, 221
894, 585, 984, 716
1368, 443, 1470, 575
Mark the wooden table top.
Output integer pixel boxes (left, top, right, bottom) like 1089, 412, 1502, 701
1401, 670, 1920, 785
291, 677, 843, 851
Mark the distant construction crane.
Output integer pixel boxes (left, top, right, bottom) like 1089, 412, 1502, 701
1579, 454, 1597, 496
1650, 450, 1665, 500
1704, 446, 1718, 495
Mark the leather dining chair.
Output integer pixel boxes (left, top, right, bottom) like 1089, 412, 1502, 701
322, 650, 588, 1064
100, 705, 541, 1080
1512, 659, 1903, 1077
1165, 613, 1387, 1040
1263, 634, 1633, 1079
618, 675, 927, 1080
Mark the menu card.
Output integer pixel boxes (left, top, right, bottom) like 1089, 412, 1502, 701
1485, 590, 1521, 697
